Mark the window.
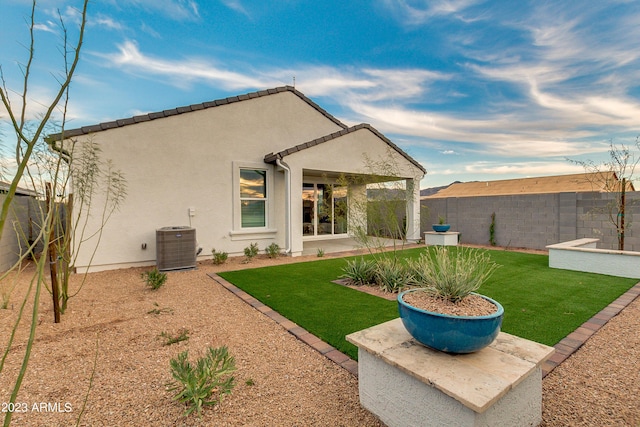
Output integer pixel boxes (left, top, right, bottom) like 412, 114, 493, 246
302, 183, 348, 236
240, 169, 267, 228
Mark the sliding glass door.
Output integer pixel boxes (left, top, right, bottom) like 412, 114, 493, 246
302, 183, 347, 237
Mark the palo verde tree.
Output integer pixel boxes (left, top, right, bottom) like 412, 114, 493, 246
21, 135, 127, 317
568, 137, 640, 250
0, 2, 90, 425
338, 148, 425, 261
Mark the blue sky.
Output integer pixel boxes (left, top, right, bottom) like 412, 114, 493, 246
2, 0, 640, 188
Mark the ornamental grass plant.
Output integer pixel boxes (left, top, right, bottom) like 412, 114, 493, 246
408, 246, 500, 302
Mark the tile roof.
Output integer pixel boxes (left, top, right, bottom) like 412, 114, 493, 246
0, 181, 39, 197
264, 123, 426, 174
424, 172, 635, 198
46, 86, 347, 142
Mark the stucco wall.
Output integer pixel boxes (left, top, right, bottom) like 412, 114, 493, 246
65, 91, 424, 272
422, 191, 640, 251
68, 91, 345, 272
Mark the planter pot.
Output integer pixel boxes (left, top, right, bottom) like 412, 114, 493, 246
397, 289, 504, 354
432, 224, 451, 232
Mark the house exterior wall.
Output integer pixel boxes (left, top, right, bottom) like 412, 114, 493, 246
282, 128, 425, 254
421, 191, 640, 251
68, 91, 344, 272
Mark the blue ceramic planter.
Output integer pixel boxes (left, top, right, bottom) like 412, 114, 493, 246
432, 224, 451, 232
398, 289, 504, 354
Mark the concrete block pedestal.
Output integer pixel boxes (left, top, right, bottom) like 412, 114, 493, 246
346, 319, 554, 427
424, 231, 459, 246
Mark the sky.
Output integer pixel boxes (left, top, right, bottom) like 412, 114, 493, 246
2, 0, 640, 189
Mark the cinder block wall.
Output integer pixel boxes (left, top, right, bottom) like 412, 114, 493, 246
0, 195, 31, 271
422, 191, 640, 251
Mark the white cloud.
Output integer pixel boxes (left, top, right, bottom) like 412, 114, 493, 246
33, 22, 58, 33
95, 39, 637, 160
98, 41, 269, 89
220, 0, 251, 18
380, 0, 482, 25
125, 0, 200, 20
92, 15, 124, 31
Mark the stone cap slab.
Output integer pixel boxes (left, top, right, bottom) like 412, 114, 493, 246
346, 318, 555, 413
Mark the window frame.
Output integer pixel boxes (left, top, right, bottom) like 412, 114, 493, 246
231, 162, 276, 240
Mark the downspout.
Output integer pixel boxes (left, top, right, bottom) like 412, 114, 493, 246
276, 158, 292, 254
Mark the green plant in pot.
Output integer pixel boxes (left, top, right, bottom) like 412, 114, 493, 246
399, 246, 502, 353
432, 215, 450, 232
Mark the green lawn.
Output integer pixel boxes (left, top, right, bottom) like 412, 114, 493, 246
219, 247, 638, 360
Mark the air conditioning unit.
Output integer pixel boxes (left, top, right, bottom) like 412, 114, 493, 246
156, 226, 197, 271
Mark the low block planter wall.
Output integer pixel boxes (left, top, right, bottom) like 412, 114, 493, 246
424, 231, 459, 246
547, 238, 640, 279
346, 319, 554, 427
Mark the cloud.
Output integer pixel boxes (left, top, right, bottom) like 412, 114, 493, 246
125, 0, 200, 20
97, 42, 450, 103
220, 0, 251, 18
93, 36, 639, 162
33, 22, 58, 34
98, 41, 269, 89
380, 0, 482, 25
433, 161, 585, 179
92, 15, 124, 31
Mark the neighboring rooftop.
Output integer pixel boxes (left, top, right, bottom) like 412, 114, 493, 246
0, 181, 39, 197
423, 172, 636, 199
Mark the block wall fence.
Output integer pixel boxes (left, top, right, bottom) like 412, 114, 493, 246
0, 195, 43, 272
421, 191, 640, 252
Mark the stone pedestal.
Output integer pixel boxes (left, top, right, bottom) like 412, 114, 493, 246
424, 231, 459, 246
346, 319, 554, 427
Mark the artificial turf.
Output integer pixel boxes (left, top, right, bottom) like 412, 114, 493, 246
219, 247, 638, 360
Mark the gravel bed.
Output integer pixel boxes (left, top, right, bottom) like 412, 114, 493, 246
1, 251, 638, 426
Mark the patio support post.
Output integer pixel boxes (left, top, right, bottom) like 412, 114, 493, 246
405, 177, 422, 242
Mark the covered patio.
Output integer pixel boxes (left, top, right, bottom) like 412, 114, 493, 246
301, 237, 420, 256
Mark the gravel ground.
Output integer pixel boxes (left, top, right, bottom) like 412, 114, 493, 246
1, 250, 638, 426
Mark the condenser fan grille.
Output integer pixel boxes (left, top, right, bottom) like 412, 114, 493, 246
156, 226, 196, 271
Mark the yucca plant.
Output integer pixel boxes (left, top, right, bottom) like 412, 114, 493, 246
408, 246, 500, 302
166, 346, 237, 418
340, 257, 377, 286
374, 258, 414, 293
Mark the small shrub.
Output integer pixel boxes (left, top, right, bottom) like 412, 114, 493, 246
243, 242, 259, 262
142, 268, 167, 290
212, 248, 229, 265
245, 378, 255, 386
160, 329, 190, 346
316, 248, 325, 257
265, 243, 280, 259
408, 247, 500, 302
489, 212, 497, 246
340, 258, 377, 286
147, 302, 173, 315
167, 346, 237, 418
374, 258, 413, 293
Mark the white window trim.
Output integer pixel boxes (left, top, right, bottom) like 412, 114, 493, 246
230, 161, 275, 240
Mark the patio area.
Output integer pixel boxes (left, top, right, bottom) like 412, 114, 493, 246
301, 237, 416, 256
